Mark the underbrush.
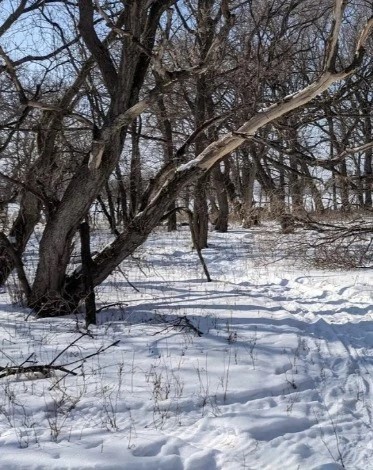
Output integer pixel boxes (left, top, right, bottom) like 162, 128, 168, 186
251, 216, 373, 271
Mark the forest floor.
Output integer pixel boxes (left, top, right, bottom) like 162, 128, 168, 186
0, 225, 373, 469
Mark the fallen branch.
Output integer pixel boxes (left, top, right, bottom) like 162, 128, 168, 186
0, 334, 120, 386
0, 363, 77, 380
152, 315, 203, 337
96, 302, 127, 314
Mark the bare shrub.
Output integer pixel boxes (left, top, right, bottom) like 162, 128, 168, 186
312, 238, 373, 270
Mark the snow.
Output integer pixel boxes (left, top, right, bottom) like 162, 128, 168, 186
176, 159, 200, 172
1, 226, 373, 469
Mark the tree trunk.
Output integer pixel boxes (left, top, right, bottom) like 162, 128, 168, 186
299, 161, 324, 213
363, 116, 372, 208
0, 193, 41, 285
156, 78, 177, 231
115, 165, 129, 228
129, 119, 142, 217
212, 164, 229, 232
0, 56, 95, 286
193, 175, 209, 249
29, 1, 170, 312
288, 155, 303, 214
79, 221, 96, 326
240, 151, 257, 228
339, 160, 350, 211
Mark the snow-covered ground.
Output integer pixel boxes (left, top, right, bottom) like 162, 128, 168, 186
0, 226, 373, 469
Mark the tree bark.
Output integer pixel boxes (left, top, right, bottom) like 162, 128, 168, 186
156, 79, 177, 231
79, 221, 96, 326
212, 164, 229, 232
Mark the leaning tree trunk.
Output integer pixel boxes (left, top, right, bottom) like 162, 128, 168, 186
29, 0, 172, 313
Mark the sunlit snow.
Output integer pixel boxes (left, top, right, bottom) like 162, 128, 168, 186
0, 226, 372, 469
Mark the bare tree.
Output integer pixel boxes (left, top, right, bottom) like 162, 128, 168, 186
0, 0, 371, 315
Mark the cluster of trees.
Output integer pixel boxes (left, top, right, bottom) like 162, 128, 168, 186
0, 0, 371, 315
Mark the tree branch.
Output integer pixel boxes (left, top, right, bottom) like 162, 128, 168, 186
78, 0, 118, 96
323, 0, 346, 73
